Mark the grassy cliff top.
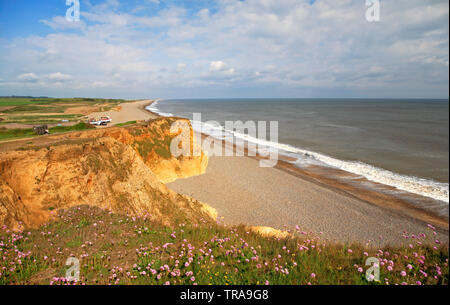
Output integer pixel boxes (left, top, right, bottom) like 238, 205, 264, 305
0, 205, 447, 285
0, 97, 131, 138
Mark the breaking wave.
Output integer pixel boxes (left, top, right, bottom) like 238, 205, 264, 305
146, 101, 449, 203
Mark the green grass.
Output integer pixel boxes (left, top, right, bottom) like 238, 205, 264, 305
115, 121, 137, 127
1, 114, 85, 125
0, 97, 129, 126
0, 98, 43, 106
49, 122, 95, 133
4, 114, 83, 120
2, 120, 73, 125
0, 97, 126, 107
66, 239, 83, 248
0, 205, 447, 285
0, 123, 95, 141
2, 105, 67, 114
133, 132, 173, 159
0, 127, 37, 140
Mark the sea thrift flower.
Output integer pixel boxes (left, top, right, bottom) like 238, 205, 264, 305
310, 273, 316, 278
400, 271, 407, 277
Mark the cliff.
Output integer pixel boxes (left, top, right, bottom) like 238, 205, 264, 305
0, 118, 213, 230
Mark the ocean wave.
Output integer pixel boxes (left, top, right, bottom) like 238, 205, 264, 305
146, 100, 174, 117
146, 102, 450, 204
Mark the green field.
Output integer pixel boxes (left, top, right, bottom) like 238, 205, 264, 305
0, 122, 95, 141
0, 97, 126, 107
0, 97, 46, 106
0, 127, 36, 141
115, 120, 137, 127
0, 97, 129, 140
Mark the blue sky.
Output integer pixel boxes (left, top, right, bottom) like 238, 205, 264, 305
0, 0, 448, 99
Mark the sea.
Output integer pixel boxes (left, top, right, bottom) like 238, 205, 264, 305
147, 98, 449, 209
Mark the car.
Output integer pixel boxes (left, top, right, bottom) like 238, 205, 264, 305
99, 116, 112, 123
88, 118, 102, 126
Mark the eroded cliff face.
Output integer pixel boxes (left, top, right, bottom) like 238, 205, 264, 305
0, 118, 214, 230
103, 118, 209, 184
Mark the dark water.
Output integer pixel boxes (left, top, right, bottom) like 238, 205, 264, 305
149, 99, 449, 202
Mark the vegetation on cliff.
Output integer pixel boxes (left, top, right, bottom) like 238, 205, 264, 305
0, 123, 95, 141
0, 205, 447, 285
0, 117, 448, 285
0, 97, 128, 139
0, 118, 209, 230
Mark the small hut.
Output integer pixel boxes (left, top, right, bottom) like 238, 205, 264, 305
33, 125, 49, 135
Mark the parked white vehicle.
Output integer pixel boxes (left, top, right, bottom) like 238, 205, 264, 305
88, 118, 102, 126
99, 116, 112, 123
89, 116, 112, 126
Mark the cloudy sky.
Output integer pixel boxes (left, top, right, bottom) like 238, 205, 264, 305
0, 0, 448, 99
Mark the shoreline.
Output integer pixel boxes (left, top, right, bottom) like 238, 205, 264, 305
1, 99, 446, 246
143, 101, 448, 245
87, 99, 157, 126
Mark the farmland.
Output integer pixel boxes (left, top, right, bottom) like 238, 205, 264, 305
0, 97, 129, 141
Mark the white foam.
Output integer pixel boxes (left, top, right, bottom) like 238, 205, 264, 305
148, 101, 450, 204
145, 100, 173, 117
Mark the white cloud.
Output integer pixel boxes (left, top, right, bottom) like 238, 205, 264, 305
197, 8, 210, 19
224, 68, 235, 76
210, 61, 227, 72
0, 0, 448, 98
40, 16, 86, 31
177, 63, 187, 71
46, 72, 72, 82
17, 73, 39, 83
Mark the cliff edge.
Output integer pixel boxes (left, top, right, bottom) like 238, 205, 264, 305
0, 118, 214, 230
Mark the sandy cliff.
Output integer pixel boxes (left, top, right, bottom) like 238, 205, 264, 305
0, 118, 213, 230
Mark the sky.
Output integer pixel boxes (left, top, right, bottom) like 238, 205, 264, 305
0, 0, 448, 99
